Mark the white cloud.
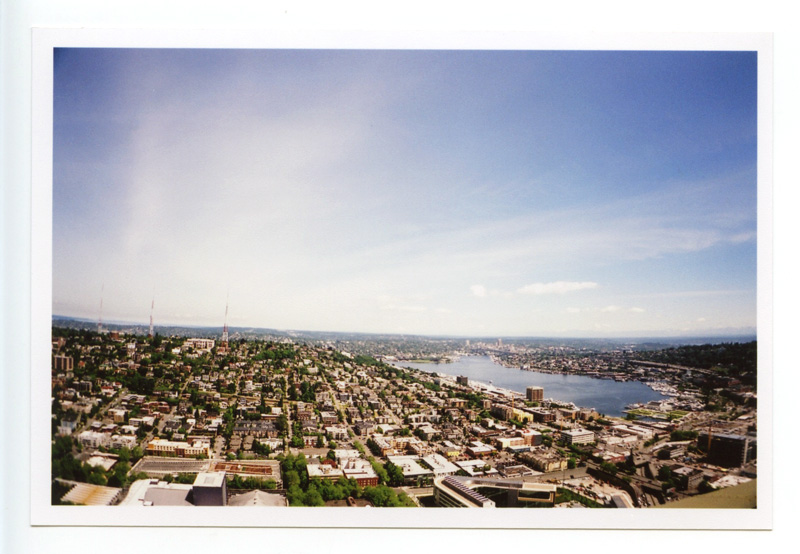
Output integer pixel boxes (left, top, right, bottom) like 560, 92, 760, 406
566, 307, 581, 313
470, 285, 488, 297
629, 307, 646, 313
517, 281, 598, 295
600, 305, 622, 312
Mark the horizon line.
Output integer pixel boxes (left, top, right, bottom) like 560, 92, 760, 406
52, 313, 757, 343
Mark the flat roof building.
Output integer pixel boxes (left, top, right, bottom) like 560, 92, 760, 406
420, 453, 460, 477
434, 476, 557, 508
526, 386, 544, 402
561, 428, 595, 445
192, 472, 227, 506
340, 458, 379, 487
387, 455, 433, 484
307, 463, 344, 481
434, 476, 496, 508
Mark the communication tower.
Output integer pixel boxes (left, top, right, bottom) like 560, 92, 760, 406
148, 292, 155, 338
221, 293, 229, 348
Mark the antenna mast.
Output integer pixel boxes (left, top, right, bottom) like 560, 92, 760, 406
148, 290, 155, 338
222, 291, 229, 345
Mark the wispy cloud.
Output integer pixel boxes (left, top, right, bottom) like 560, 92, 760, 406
52, 49, 757, 336
625, 289, 751, 300
568, 305, 645, 314
518, 281, 598, 295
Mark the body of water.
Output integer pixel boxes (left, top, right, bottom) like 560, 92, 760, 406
396, 355, 665, 418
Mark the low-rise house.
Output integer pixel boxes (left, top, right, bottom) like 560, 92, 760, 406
232, 420, 278, 438
466, 441, 495, 458
108, 408, 127, 424
325, 426, 349, 441
320, 411, 338, 425
438, 441, 462, 459
417, 425, 439, 441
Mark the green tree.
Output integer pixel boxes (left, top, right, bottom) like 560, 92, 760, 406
600, 461, 618, 475
698, 479, 715, 494
567, 457, 577, 470
384, 461, 405, 487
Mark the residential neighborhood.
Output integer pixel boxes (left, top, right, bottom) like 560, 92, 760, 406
51, 325, 757, 509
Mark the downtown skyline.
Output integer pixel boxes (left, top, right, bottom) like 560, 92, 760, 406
52, 48, 758, 338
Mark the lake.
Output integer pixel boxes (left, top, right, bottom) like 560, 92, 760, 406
395, 355, 666, 417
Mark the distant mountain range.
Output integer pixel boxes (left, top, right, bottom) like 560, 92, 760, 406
51, 315, 756, 350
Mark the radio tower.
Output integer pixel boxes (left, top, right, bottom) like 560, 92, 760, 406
97, 284, 104, 334
148, 291, 155, 338
222, 292, 229, 347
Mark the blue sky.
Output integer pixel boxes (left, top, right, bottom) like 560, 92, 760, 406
52, 48, 757, 337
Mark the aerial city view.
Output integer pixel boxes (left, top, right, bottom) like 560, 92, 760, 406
50, 48, 758, 510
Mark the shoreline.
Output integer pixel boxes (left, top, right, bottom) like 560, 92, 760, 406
391, 361, 585, 413
392, 354, 693, 418
400, 353, 676, 400
485, 353, 677, 399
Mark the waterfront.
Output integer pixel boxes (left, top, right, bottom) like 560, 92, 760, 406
396, 355, 666, 417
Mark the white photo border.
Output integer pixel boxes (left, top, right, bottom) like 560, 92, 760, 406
31, 27, 773, 530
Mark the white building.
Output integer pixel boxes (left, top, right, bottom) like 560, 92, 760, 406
110, 434, 138, 449
306, 463, 344, 481
145, 437, 211, 458
561, 428, 595, 445
386, 455, 433, 484
420, 453, 460, 477
183, 338, 216, 351
77, 430, 109, 449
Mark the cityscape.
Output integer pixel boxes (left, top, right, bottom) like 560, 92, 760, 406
48, 47, 759, 514
50, 316, 757, 509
